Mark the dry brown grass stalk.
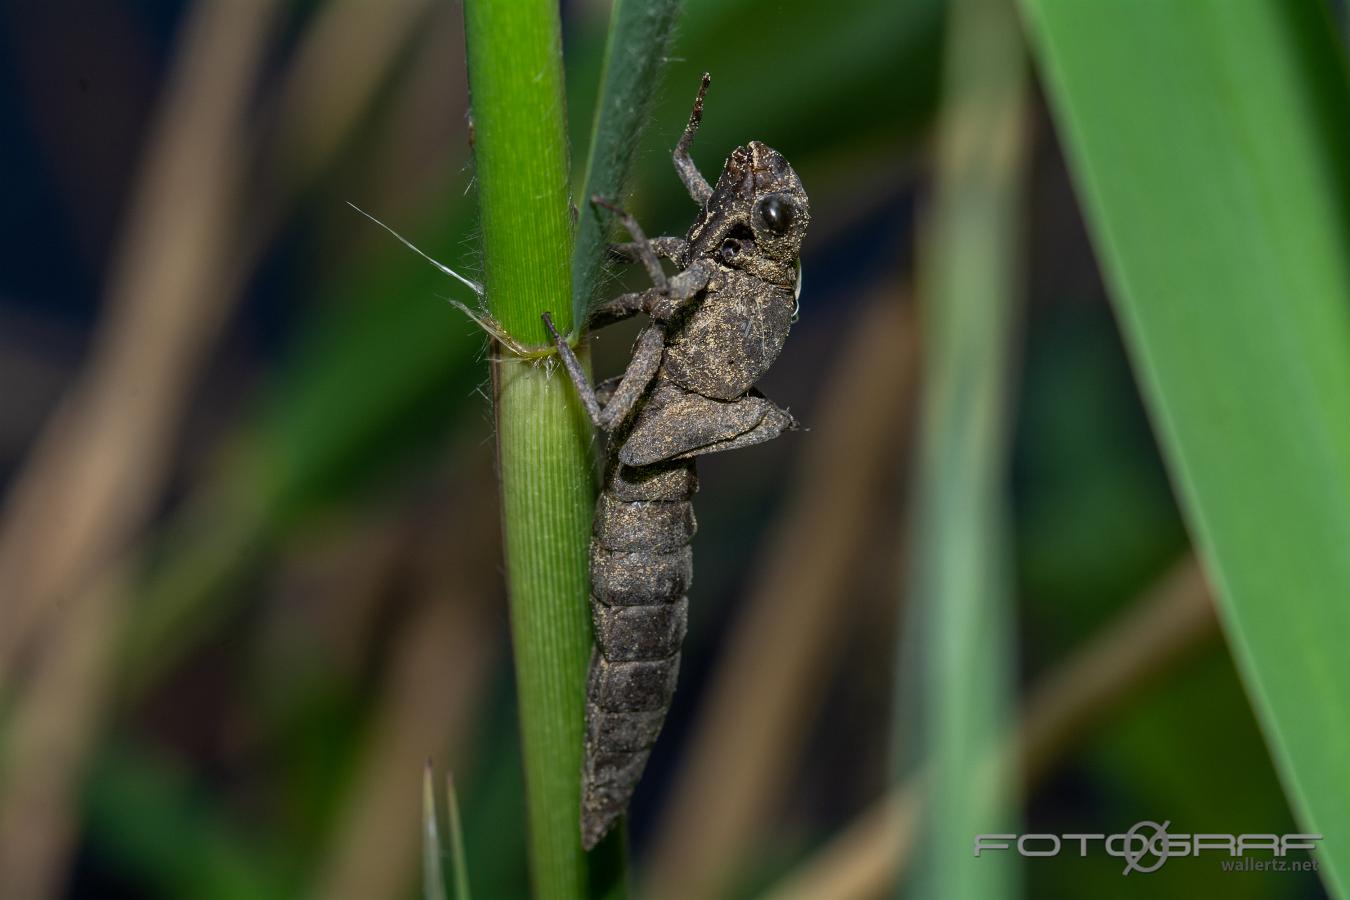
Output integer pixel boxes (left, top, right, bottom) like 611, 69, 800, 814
0, 0, 276, 684
0, 567, 129, 899
0, 2, 479, 895
0, 0, 279, 889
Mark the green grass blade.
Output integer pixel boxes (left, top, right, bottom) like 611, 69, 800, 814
446, 774, 472, 900
423, 765, 449, 900
465, 0, 575, 345
423, 766, 472, 900
462, 0, 602, 897
1019, 1, 1350, 892
571, 0, 684, 323
901, 0, 1029, 896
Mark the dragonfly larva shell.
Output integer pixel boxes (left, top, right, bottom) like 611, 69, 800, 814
550, 82, 809, 850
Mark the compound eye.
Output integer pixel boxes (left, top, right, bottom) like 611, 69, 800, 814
720, 238, 741, 265
758, 195, 795, 234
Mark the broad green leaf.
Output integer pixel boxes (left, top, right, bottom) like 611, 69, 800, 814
1020, 1, 1350, 893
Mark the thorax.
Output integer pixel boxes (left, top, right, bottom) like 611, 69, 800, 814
660, 267, 794, 400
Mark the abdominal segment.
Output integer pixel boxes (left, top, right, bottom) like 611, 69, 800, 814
580, 458, 696, 850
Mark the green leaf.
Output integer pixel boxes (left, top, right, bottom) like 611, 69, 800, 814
1020, 1, 1350, 893
465, 0, 575, 345
571, 0, 684, 323
900, 0, 1028, 897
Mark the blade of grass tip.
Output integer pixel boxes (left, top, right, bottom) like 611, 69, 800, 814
897, 0, 1030, 897
570, 0, 684, 325
424, 764, 449, 900
461, 0, 603, 897
764, 556, 1216, 900
446, 774, 472, 900
1018, 1, 1350, 892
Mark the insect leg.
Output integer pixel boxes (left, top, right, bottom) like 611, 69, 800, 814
649, 258, 714, 321
673, 73, 713, 206
609, 237, 687, 266
591, 196, 668, 292
541, 314, 664, 432
588, 287, 663, 331
589, 251, 708, 330
542, 312, 604, 427
595, 326, 664, 431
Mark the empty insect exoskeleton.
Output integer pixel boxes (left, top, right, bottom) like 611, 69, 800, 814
542, 73, 810, 850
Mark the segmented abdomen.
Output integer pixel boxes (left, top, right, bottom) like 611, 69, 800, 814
581, 458, 697, 850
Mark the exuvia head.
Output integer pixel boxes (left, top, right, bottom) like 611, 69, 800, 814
692, 140, 809, 288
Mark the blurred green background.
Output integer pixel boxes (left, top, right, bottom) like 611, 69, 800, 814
0, 0, 1332, 898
